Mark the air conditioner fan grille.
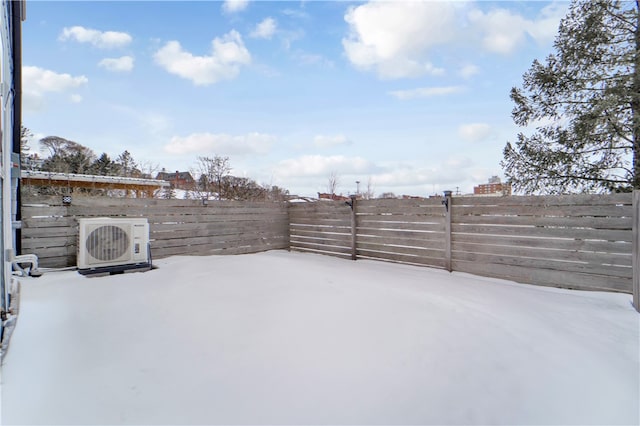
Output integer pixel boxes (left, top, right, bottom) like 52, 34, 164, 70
86, 225, 130, 262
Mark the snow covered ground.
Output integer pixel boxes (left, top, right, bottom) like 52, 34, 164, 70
1, 250, 638, 425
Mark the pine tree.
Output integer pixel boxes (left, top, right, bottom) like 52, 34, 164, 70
502, 0, 639, 194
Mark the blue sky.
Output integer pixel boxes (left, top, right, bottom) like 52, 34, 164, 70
22, 0, 569, 197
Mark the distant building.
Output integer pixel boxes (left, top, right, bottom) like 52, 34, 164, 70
156, 169, 195, 190
318, 192, 350, 201
473, 176, 512, 196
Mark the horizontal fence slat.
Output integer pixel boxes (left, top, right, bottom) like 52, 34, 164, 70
452, 224, 631, 242
289, 241, 352, 256
451, 193, 632, 207
357, 249, 444, 269
452, 260, 631, 293
356, 234, 445, 250
453, 233, 631, 253
356, 227, 445, 242
452, 241, 631, 266
453, 251, 632, 279
356, 242, 444, 260
454, 214, 631, 230
452, 204, 632, 218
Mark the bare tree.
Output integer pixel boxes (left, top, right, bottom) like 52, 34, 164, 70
327, 171, 340, 198
139, 160, 160, 179
40, 136, 69, 157
196, 155, 231, 199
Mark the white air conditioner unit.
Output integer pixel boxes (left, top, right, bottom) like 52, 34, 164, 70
77, 218, 150, 273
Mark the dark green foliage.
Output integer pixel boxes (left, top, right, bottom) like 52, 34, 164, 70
502, 0, 639, 194
116, 150, 141, 177
40, 136, 96, 174
89, 153, 118, 176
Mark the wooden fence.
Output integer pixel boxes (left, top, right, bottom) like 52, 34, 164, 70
20, 193, 635, 295
21, 196, 289, 268
289, 193, 633, 293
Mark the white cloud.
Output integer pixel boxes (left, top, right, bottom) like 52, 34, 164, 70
59, 26, 132, 49
370, 158, 477, 192
527, 2, 570, 45
388, 86, 464, 100
23, 66, 88, 111
458, 123, 492, 142
282, 8, 309, 20
222, 0, 249, 14
154, 30, 251, 85
275, 155, 376, 178
250, 18, 277, 39
342, 1, 456, 78
164, 132, 275, 155
295, 52, 334, 68
468, 2, 568, 54
313, 134, 351, 149
98, 56, 134, 72
459, 64, 479, 79
468, 9, 529, 54
342, 1, 567, 78
69, 94, 83, 103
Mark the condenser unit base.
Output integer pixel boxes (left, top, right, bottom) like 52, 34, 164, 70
78, 262, 152, 277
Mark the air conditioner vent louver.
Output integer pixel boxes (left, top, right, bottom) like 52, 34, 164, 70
86, 225, 130, 261
78, 218, 150, 272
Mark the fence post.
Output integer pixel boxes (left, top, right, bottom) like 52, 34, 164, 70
633, 191, 639, 312
349, 195, 357, 261
443, 190, 452, 272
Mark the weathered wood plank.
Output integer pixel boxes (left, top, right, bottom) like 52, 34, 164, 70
67, 206, 288, 217
357, 249, 444, 268
356, 227, 445, 241
151, 227, 288, 241
290, 234, 352, 245
453, 204, 632, 217
452, 233, 631, 253
289, 241, 352, 255
357, 221, 445, 232
452, 241, 631, 266
452, 224, 631, 242
21, 217, 76, 228
358, 199, 442, 209
37, 255, 77, 269
70, 212, 288, 224
356, 234, 445, 250
451, 193, 632, 207
151, 232, 288, 250
22, 226, 77, 238
152, 241, 289, 259
453, 251, 632, 279
356, 207, 445, 216
455, 214, 631, 230
356, 242, 444, 260
290, 246, 352, 260
26, 196, 286, 209
22, 235, 77, 250
452, 260, 631, 293
356, 215, 444, 225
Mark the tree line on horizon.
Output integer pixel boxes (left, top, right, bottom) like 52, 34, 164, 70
20, 130, 290, 201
